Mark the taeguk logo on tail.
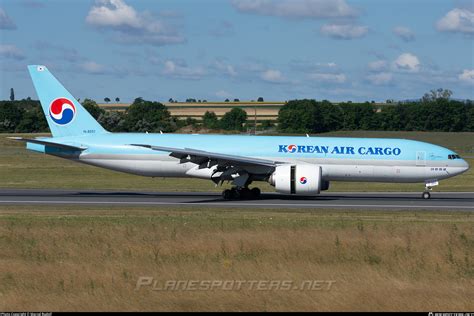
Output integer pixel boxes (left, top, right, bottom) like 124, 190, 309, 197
300, 177, 307, 184
49, 97, 76, 125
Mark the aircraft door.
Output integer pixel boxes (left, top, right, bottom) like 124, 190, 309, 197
416, 151, 426, 166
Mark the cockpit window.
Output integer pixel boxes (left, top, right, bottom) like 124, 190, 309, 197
448, 154, 462, 160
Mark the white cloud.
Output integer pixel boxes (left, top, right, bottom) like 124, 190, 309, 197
163, 60, 206, 80
79, 60, 134, 76
393, 53, 420, 72
308, 72, 346, 83
0, 44, 25, 60
86, 0, 185, 46
81, 61, 106, 74
261, 69, 285, 83
459, 69, 474, 85
315, 62, 337, 67
231, 0, 358, 19
436, 8, 474, 34
212, 60, 237, 77
367, 72, 393, 85
320, 24, 368, 39
393, 26, 415, 41
0, 7, 16, 30
86, 0, 141, 28
368, 60, 388, 72
215, 90, 232, 98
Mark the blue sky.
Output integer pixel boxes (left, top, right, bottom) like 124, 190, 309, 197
0, 0, 473, 102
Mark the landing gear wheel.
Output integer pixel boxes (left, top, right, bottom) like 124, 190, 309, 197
250, 187, 261, 199
222, 189, 232, 200
239, 188, 251, 199
422, 192, 431, 199
223, 187, 261, 200
230, 188, 240, 199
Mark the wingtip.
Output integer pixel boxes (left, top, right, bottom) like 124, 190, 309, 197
129, 144, 152, 148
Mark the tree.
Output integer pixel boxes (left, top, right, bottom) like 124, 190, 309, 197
17, 104, 48, 133
104, 97, 111, 103
82, 99, 105, 119
278, 99, 347, 133
115, 97, 120, 102
202, 111, 219, 129
220, 108, 247, 131
341, 102, 377, 130
185, 117, 198, 127
257, 97, 264, 102
98, 111, 125, 132
234, 98, 240, 102
10, 88, 14, 101
169, 98, 174, 103
466, 101, 474, 131
124, 97, 176, 132
0, 102, 24, 132
422, 88, 453, 102
225, 99, 230, 102
261, 120, 275, 130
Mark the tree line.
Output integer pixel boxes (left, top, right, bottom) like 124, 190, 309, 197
1, 95, 473, 134
278, 98, 474, 133
0, 98, 250, 133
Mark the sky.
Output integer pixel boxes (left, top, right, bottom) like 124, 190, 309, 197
0, 0, 473, 103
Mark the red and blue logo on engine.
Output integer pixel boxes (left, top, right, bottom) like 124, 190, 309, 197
299, 176, 307, 184
49, 98, 76, 125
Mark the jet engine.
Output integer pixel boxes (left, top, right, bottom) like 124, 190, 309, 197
268, 164, 322, 195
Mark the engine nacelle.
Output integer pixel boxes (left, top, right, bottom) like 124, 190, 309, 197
269, 164, 322, 195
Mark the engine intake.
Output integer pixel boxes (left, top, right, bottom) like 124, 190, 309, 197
269, 164, 322, 195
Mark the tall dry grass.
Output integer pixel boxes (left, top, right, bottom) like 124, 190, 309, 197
0, 207, 473, 311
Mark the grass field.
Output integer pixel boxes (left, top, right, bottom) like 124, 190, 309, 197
0, 206, 473, 311
1, 131, 473, 192
1, 131, 473, 311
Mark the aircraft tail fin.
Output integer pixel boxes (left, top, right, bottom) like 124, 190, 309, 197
27, 65, 107, 138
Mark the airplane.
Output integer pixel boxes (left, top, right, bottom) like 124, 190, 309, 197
9, 65, 469, 200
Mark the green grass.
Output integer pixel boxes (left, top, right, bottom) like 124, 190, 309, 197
1, 132, 473, 192
0, 205, 473, 311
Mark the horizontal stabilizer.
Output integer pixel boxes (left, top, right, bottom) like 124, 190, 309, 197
8, 137, 87, 151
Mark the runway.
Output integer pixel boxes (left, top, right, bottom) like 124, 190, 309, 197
0, 189, 473, 210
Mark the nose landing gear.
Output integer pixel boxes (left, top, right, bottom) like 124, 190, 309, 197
422, 191, 431, 199
422, 180, 439, 199
222, 187, 261, 200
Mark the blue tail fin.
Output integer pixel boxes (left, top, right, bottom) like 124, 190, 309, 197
28, 65, 107, 137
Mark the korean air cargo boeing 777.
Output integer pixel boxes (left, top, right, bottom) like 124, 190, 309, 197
11, 65, 469, 200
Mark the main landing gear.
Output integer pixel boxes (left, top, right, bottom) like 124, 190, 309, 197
222, 187, 261, 200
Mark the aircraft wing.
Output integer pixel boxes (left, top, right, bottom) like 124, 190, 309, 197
130, 144, 279, 168
8, 137, 87, 151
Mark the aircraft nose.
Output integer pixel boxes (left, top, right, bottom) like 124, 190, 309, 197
461, 159, 470, 173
